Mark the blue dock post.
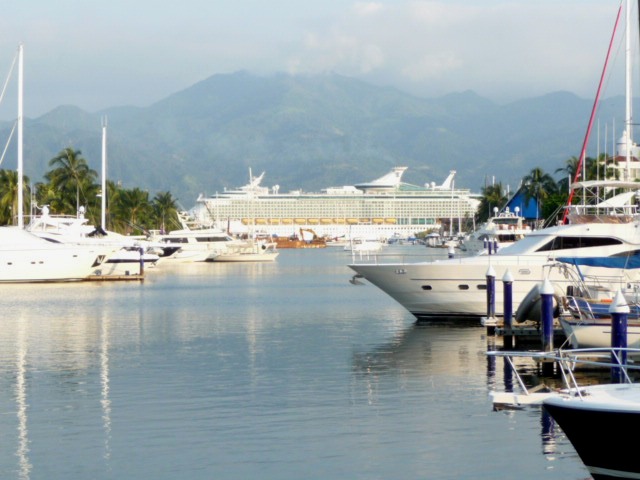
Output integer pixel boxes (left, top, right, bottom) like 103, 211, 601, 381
139, 247, 145, 276
486, 265, 496, 320
610, 290, 629, 383
540, 279, 555, 353
448, 245, 455, 259
502, 269, 514, 349
493, 238, 498, 253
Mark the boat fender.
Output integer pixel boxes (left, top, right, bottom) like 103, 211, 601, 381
515, 282, 563, 324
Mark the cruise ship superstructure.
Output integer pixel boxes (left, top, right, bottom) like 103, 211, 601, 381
191, 167, 480, 240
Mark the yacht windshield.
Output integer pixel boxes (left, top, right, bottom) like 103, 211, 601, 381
535, 236, 622, 251
497, 233, 623, 255
496, 235, 548, 255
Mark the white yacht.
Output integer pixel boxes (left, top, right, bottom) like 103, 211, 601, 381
212, 238, 279, 262
27, 206, 159, 276
459, 207, 531, 255
149, 212, 244, 262
351, 1, 640, 321
349, 204, 640, 319
0, 45, 105, 282
0, 226, 104, 282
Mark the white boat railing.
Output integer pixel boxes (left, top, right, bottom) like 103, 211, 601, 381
487, 348, 640, 409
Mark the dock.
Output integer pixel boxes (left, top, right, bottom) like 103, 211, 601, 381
483, 317, 566, 347
85, 274, 144, 282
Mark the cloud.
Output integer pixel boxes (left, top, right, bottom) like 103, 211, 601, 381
283, 1, 625, 101
0, 0, 627, 118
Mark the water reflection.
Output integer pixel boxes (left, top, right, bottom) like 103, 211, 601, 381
352, 321, 488, 377
16, 315, 31, 480
100, 311, 112, 467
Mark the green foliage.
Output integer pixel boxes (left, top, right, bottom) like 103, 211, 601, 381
477, 183, 508, 222
0, 147, 180, 232
0, 169, 29, 225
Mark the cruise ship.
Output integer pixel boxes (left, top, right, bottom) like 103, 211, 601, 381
190, 167, 480, 240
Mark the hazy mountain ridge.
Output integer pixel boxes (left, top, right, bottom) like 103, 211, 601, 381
1, 72, 626, 206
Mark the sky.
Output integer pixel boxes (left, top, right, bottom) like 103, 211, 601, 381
0, 0, 632, 120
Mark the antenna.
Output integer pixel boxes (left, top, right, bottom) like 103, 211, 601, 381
17, 44, 23, 228
101, 116, 107, 230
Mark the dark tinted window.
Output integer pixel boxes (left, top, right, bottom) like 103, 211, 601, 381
536, 236, 622, 252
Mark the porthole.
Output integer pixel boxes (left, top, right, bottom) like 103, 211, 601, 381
421, 285, 432, 290
477, 284, 487, 290
458, 285, 470, 290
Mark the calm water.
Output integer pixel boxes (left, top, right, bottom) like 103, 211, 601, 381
0, 247, 590, 480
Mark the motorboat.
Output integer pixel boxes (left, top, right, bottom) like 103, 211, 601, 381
544, 381, 640, 480
344, 237, 385, 254
149, 212, 245, 262
27, 206, 158, 276
459, 207, 531, 254
350, 214, 640, 319
554, 260, 640, 349
212, 239, 279, 262
0, 46, 104, 282
488, 347, 640, 480
350, 0, 640, 320
0, 226, 104, 282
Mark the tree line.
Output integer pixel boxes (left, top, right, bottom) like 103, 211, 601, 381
477, 153, 618, 225
0, 147, 181, 234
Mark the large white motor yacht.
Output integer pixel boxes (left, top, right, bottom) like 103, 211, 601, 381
0, 226, 105, 282
349, 180, 640, 319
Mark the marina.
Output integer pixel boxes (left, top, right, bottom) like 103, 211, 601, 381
0, 246, 595, 480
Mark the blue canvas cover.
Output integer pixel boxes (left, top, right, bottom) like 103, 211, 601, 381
557, 254, 640, 269
505, 188, 540, 220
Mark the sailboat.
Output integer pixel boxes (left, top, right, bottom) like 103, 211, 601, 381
348, 1, 640, 320
0, 44, 104, 282
27, 120, 162, 277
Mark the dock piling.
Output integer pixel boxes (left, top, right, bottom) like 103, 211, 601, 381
486, 265, 496, 320
540, 279, 555, 353
502, 269, 514, 349
610, 290, 629, 383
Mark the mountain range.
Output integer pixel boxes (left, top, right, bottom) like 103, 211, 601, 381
0, 71, 629, 208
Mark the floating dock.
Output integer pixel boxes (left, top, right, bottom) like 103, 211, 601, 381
483, 317, 566, 347
85, 274, 144, 282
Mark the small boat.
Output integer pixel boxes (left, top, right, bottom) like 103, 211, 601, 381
459, 207, 531, 254
149, 212, 241, 262
488, 347, 640, 480
212, 239, 279, 262
344, 237, 384, 253
552, 255, 640, 348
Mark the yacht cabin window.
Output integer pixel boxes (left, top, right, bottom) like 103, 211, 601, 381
535, 236, 622, 252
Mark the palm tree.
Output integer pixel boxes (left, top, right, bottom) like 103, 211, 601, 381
555, 156, 580, 194
110, 187, 152, 234
46, 147, 98, 214
0, 169, 30, 225
151, 191, 179, 233
477, 182, 508, 223
521, 167, 558, 223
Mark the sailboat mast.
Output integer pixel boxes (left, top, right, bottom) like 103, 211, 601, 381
625, 0, 633, 180
17, 44, 23, 228
101, 117, 107, 230
562, 4, 622, 223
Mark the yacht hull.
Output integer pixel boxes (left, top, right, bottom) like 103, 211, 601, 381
349, 255, 640, 319
0, 227, 101, 282
544, 386, 640, 480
